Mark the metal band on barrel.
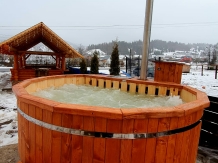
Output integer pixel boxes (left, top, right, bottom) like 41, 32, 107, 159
17, 107, 201, 139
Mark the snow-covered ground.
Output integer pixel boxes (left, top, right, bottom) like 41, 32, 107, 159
0, 65, 217, 147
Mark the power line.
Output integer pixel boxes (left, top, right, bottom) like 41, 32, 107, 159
1, 21, 218, 28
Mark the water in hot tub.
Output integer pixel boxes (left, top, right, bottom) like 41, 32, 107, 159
32, 84, 184, 108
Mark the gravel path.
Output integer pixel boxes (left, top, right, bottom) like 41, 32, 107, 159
0, 144, 19, 163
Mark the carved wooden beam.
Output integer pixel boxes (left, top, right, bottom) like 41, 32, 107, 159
19, 51, 61, 56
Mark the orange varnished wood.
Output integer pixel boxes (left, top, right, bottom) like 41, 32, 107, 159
35, 107, 43, 163
144, 119, 159, 163
165, 117, 179, 163
61, 114, 73, 163
20, 102, 25, 162
23, 103, 30, 163
71, 115, 83, 163
173, 116, 186, 163
93, 118, 107, 163
154, 118, 170, 163
129, 83, 136, 94
168, 63, 176, 82
51, 112, 62, 163
131, 119, 148, 163
42, 109, 52, 163
179, 113, 195, 163
105, 119, 122, 163
82, 116, 94, 163
113, 80, 119, 89
28, 105, 36, 163
120, 119, 134, 163
186, 110, 203, 163
121, 81, 127, 92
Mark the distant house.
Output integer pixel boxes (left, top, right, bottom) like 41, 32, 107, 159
99, 55, 110, 67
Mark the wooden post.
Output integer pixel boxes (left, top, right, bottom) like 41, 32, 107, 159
22, 53, 26, 68
56, 56, 59, 68
61, 56, 66, 71
13, 54, 19, 81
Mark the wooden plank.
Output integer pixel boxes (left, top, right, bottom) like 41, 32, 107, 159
129, 83, 136, 94
174, 64, 183, 84
82, 116, 94, 163
93, 118, 107, 163
47, 78, 55, 87
138, 84, 146, 95
65, 76, 73, 84
154, 62, 160, 81
54, 78, 65, 87
168, 63, 176, 82
20, 102, 25, 162
131, 119, 148, 163
42, 109, 52, 163
158, 86, 167, 96
185, 111, 200, 163
154, 118, 170, 163
165, 117, 179, 163
144, 119, 159, 163
179, 114, 194, 163
105, 119, 122, 163
121, 81, 127, 92
177, 64, 183, 83
61, 114, 73, 162
51, 112, 62, 163
85, 77, 91, 85
163, 63, 170, 82
73, 77, 77, 84
120, 119, 134, 163
98, 79, 104, 88
17, 111, 22, 160
35, 107, 43, 163
92, 78, 97, 87
23, 103, 30, 163
106, 80, 111, 89
113, 81, 119, 89
71, 115, 83, 163
147, 85, 156, 95
28, 105, 36, 163
170, 87, 179, 96
172, 116, 186, 163
78, 77, 85, 85
188, 119, 202, 163
159, 62, 165, 82
37, 80, 47, 90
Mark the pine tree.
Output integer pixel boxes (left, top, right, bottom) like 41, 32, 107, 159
90, 51, 99, 74
109, 43, 120, 75
79, 58, 87, 74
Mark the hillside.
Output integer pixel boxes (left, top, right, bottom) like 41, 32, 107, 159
87, 40, 211, 55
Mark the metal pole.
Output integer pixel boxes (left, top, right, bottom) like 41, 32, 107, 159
130, 49, 132, 76
140, 0, 154, 80
126, 57, 128, 73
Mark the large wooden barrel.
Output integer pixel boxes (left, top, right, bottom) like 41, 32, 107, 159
13, 74, 210, 163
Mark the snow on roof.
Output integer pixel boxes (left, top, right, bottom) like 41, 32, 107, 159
86, 49, 106, 56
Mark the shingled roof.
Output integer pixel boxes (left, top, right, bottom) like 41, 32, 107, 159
0, 22, 83, 58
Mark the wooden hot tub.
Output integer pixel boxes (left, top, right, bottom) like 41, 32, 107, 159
13, 74, 210, 163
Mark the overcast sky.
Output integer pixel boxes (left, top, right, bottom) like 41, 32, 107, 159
1, 0, 218, 46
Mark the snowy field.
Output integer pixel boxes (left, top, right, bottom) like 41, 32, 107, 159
0, 65, 217, 147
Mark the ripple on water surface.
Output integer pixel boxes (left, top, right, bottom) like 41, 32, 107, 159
32, 84, 184, 109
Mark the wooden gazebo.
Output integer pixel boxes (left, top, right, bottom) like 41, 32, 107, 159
0, 22, 83, 82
